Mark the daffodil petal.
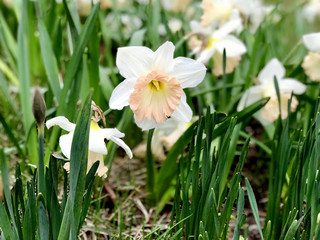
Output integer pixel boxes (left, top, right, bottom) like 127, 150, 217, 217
59, 132, 74, 159
89, 130, 108, 155
46, 116, 75, 132
169, 57, 206, 88
109, 78, 136, 110
279, 78, 307, 95
116, 46, 153, 79
88, 151, 108, 178
215, 35, 247, 58
197, 48, 216, 63
212, 17, 243, 39
171, 92, 192, 122
109, 136, 133, 159
302, 52, 320, 81
135, 116, 159, 131
102, 128, 125, 139
302, 33, 320, 53
237, 85, 264, 111
152, 41, 175, 72
258, 58, 285, 84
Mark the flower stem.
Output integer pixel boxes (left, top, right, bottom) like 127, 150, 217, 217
146, 129, 156, 203
37, 124, 45, 197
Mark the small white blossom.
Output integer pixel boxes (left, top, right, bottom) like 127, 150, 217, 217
237, 58, 306, 124
46, 116, 132, 177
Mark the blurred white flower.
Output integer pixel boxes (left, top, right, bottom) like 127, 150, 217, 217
237, 58, 306, 124
46, 116, 132, 177
158, 18, 182, 36
201, 0, 274, 33
133, 118, 194, 161
109, 41, 206, 130
302, 32, 320, 81
106, 13, 143, 39
189, 18, 246, 76
302, 0, 320, 23
162, 0, 192, 13
76, 0, 126, 17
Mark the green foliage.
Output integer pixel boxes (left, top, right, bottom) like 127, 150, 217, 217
0, 0, 320, 239
0, 94, 98, 239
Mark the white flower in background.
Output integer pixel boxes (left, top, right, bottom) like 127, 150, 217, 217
76, 0, 126, 17
161, 0, 192, 13
302, 32, 320, 81
237, 58, 307, 124
201, 0, 234, 27
109, 41, 206, 131
46, 116, 133, 177
201, 0, 274, 33
133, 118, 194, 161
106, 13, 143, 39
189, 18, 246, 76
302, 0, 320, 23
158, 18, 183, 36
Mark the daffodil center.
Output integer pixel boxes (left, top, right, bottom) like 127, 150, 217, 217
90, 120, 100, 131
128, 70, 183, 124
206, 37, 219, 49
148, 80, 164, 91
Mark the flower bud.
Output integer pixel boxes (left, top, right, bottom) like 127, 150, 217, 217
32, 87, 46, 126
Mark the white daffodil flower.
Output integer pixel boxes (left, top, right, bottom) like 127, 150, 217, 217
46, 116, 132, 177
109, 41, 206, 131
302, 33, 320, 81
237, 58, 306, 124
189, 18, 246, 76
201, 0, 274, 33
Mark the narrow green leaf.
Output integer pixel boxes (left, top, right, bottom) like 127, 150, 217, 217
245, 178, 264, 240
38, 20, 61, 100
70, 94, 92, 235
233, 188, 244, 240
283, 217, 303, 240
18, 0, 38, 164
38, 194, 49, 240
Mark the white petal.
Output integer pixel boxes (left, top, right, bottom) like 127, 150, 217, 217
279, 78, 307, 95
215, 35, 247, 58
197, 48, 216, 63
109, 78, 136, 110
302, 33, 320, 53
89, 130, 108, 155
302, 5, 318, 23
169, 57, 207, 88
102, 128, 125, 139
152, 41, 175, 72
135, 116, 158, 131
171, 92, 192, 122
109, 136, 133, 159
258, 58, 285, 84
237, 85, 264, 111
190, 20, 212, 35
88, 151, 108, 178
302, 52, 320, 81
100, 128, 132, 158
46, 116, 75, 132
59, 132, 74, 159
116, 46, 153, 79
212, 17, 243, 39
